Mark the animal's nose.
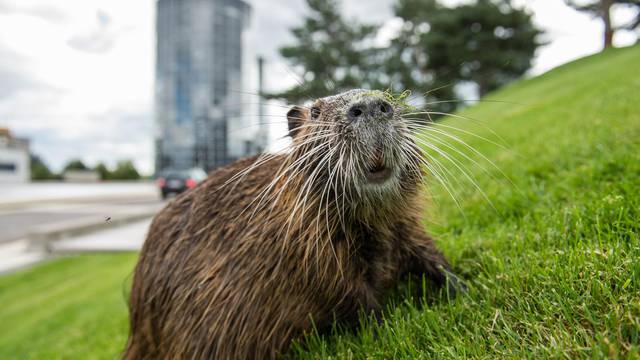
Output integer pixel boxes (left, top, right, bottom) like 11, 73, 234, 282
347, 99, 394, 122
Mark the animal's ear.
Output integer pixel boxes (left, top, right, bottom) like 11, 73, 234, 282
287, 106, 308, 137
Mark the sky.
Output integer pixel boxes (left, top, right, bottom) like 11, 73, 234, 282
0, 0, 637, 174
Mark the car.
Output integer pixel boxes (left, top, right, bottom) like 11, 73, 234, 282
156, 168, 207, 199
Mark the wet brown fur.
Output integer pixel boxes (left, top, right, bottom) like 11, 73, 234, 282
125, 90, 455, 359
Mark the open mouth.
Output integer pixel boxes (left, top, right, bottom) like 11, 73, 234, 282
365, 150, 393, 184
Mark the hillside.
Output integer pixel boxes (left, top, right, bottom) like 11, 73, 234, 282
294, 45, 640, 358
1, 45, 639, 359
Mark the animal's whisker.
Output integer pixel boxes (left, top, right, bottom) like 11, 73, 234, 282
403, 110, 509, 146
266, 142, 333, 212
401, 141, 465, 212
404, 119, 510, 151
245, 137, 334, 218
408, 134, 496, 211
421, 98, 523, 106
413, 130, 499, 188
407, 123, 519, 192
218, 130, 334, 203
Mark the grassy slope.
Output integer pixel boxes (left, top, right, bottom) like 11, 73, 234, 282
0, 46, 639, 359
0, 255, 136, 359
293, 45, 640, 358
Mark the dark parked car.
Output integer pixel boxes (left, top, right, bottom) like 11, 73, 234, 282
157, 168, 207, 199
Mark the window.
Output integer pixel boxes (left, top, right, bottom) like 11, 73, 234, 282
0, 162, 17, 172
175, 49, 192, 124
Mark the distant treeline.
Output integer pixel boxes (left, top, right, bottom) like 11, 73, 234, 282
31, 155, 142, 181
268, 0, 639, 113
267, 0, 543, 113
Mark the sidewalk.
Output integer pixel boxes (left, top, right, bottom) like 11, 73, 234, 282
0, 219, 151, 274
0, 240, 48, 274
0, 182, 164, 274
53, 219, 151, 253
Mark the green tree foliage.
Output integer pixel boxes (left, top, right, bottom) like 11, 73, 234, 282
94, 162, 110, 181
267, 0, 383, 104
92, 161, 141, 181
109, 160, 140, 181
30, 154, 58, 180
565, 0, 640, 48
63, 159, 89, 172
392, 0, 542, 102
271, 0, 541, 113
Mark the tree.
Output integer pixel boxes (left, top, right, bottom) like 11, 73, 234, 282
267, 0, 383, 104
271, 0, 541, 113
392, 0, 542, 101
110, 160, 140, 181
565, 0, 640, 49
94, 162, 111, 181
63, 159, 88, 172
30, 154, 57, 180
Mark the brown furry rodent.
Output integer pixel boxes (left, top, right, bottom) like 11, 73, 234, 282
124, 89, 463, 359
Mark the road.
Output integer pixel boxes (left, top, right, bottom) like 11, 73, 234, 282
0, 182, 166, 273
0, 182, 158, 205
0, 199, 165, 244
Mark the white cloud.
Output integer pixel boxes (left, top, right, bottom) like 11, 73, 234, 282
514, 0, 638, 75
0, 0, 153, 173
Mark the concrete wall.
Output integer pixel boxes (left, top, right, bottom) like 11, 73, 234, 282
63, 170, 101, 183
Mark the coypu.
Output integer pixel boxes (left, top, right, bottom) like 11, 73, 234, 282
125, 89, 464, 359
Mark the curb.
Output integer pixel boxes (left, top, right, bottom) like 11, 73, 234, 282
0, 239, 51, 275
27, 209, 157, 253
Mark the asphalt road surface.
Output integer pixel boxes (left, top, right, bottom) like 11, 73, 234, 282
0, 199, 165, 244
0, 182, 158, 204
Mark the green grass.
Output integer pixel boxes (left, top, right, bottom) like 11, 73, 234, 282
1, 45, 639, 359
0, 255, 136, 359
291, 45, 640, 359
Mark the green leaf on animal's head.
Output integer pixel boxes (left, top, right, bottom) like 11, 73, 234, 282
383, 89, 418, 113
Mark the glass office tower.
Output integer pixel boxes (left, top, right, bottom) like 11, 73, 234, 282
155, 0, 264, 173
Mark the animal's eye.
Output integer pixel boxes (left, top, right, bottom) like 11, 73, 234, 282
310, 106, 321, 119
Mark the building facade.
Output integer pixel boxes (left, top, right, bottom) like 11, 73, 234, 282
0, 128, 30, 183
155, 0, 265, 174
